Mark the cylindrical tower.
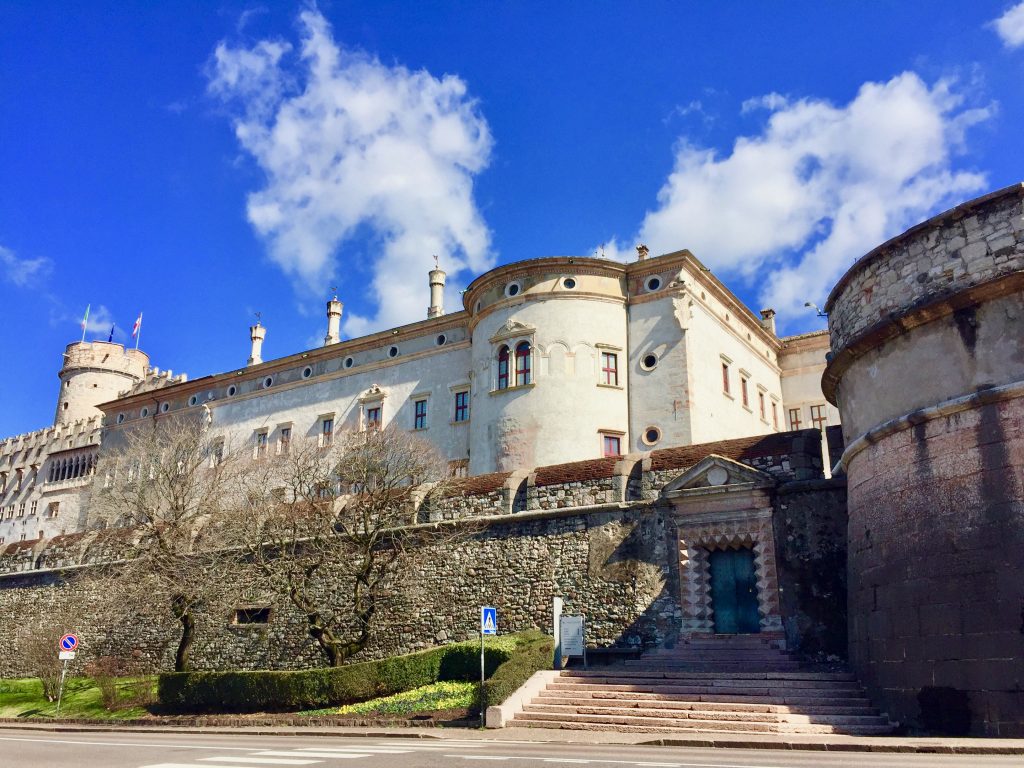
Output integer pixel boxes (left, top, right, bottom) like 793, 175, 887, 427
428, 266, 446, 318
823, 183, 1024, 736
324, 298, 343, 346
55, 341, 149, 426
248, 322, 266, 366
464, 258, 630, 474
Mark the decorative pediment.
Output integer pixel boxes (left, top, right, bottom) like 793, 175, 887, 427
358, 384, 387, 403
489, 318, 536, 344
661, 454, 774, 496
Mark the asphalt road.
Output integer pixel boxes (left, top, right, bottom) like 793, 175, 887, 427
0, 729, 1018, 768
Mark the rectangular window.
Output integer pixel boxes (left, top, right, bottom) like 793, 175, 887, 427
721, 362, 730, 394
255, 431, 268, 459
232, 607, 271, 625
17, 503, 25, 518
414, 399, 428, 430
515, 344, 531, 386
30, 501, 37, 516
601, 352, 619, 386
771, 401, 778, 429
279, 427, 291, 455
759, 392, 766, 420
602, 434, 622, 458
366, 407, 381, 430
810, 404, 828, 430
322, 417, 334, 445
47, 502, 59, 518
741, 377, 749, 407
454, 391, 470, 422
789, 408, 802, 430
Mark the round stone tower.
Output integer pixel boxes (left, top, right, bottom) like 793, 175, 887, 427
823, 183, 1024, 736
463, 257, 630, 474
55, 341, 149, 426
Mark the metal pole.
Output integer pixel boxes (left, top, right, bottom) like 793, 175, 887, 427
582, 614, 588, 670
55, 659, 69, 716
479, 630, 485, 728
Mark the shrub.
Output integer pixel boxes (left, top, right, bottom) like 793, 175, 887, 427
479, 630, 553, 711
158, 637, 514, 714
85, 656, 133, 710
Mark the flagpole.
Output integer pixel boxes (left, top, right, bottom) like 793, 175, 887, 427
134, 312, 143, 350
80, 304, 90, 343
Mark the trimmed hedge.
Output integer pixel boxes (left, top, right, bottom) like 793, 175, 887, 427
480, 631, 553, 710
159, 639, 513, 714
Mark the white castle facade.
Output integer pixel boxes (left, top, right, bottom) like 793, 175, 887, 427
0, 247, 838, 544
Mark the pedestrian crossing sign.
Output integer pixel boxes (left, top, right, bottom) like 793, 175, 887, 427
481, 606, 497, 635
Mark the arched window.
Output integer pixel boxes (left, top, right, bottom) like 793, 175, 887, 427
497, 345, 510, 390
515, 341, 532, 386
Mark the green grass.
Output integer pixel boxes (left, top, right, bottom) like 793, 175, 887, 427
0, 677, 156, 720
304, 680, 477, 717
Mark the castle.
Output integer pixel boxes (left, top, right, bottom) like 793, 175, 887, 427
0, 246, 836, 544
1, 184, 1022, 736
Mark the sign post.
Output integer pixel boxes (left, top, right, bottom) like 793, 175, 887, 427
479, 606, 497, 727
55, 633, 78, 716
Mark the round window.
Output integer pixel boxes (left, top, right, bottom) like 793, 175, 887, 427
344, 357, 354, 369
388, 346, 399, 358
302, 366, 313, 379
642, 426, 662, 446
263, 376, 274, 389
140, 407, 149, 418
640, 353, 659, 371
116, 413, 125, 424
160, 402, 170, 413
645, 276, 662, 292
562, 277, 577, 290
436, 334, 446, 346
505, 281, 522, 297
227, 385, 237, 397
188, 395, 198, 406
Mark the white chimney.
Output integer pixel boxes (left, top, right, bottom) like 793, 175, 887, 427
759, 308, 777, 336
324, 298, 343, 346
428, 264, 446, 318
248, 323, 266, 366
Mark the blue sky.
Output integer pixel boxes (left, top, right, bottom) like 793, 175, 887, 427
2, 1, 1023, 437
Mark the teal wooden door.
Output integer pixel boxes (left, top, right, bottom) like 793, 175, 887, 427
709, 548, 761, 634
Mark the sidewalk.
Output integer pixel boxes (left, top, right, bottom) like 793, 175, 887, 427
2, 719, 1024, 755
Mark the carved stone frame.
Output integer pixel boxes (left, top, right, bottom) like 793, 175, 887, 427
662, 455, 783, 641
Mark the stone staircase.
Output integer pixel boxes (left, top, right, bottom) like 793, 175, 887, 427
510, 636, 897, 735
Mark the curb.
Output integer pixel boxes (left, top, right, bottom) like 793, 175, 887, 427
640, 737, 1024, 755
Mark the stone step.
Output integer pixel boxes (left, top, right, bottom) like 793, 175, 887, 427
548, 683, 866, 699
511, 716, 896, 736
523, 703, 890, 727
563, 669, 857, 682
553, 676, 864, 691
512, 710, 895, 735
635, 650, 795, 659
543, 691, 877, 708
535, 694, 879, 716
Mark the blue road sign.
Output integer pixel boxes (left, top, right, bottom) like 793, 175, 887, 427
480, 606, 497, 635
59, 633, 78, 651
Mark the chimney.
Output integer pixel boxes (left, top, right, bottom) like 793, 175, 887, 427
636, 243, 650, 261
427, 262, 446, 318
248, 323, 266, 366
759, 308, 777, 336
324, 298, 343, 346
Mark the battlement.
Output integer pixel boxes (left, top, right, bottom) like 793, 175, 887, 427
120, 366, 189, 398
61, 341, 149, 378
0, 416, 102, 461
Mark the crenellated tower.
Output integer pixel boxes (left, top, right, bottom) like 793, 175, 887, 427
54, 341, 149, 426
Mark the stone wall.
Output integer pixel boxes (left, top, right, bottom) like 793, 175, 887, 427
771, 478, 848, 659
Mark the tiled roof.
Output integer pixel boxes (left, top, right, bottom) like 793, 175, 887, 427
534, 457, 618, 487
445, 471, 512, 496
649, 431, 814, 472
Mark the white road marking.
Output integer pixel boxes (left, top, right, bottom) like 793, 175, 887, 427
443, 756, 773, 768
255, 752, 372, 760
0, 736, 252, 751
198, 759, 321, 766
294, 747, 413, 753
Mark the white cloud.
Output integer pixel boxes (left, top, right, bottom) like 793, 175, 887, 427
603, 73, 992, 328
740, 92, 789, 114
208, 9, 493, 337
83, 305, 120, 338
993, 2, 1024, 48
0, 245, 51, 288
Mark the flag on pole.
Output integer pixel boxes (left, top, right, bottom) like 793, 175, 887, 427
107, 324, 115, 343
132, 313, 142, 337
79, 305, 90, 342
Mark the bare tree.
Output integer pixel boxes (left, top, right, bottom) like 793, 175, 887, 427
227, 425, 456, 666
87, 418, 249, 672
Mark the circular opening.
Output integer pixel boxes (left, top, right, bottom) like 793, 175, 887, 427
562, 277, 577, 290
641, 353, 658, 371
645, 276, 662, 292
160, 402, 169, 413
344, 357, 354, 369
388, 346, 399, 358
642, 427, 662, 446
227, 385, 237, 397
263, 376, 274, 389
140, 407, 149, 418
188, 395, 198, 406
302, 366, 313, 379
436, 334, 446, 346
505, 281, 521, 297
116, 413, 125, 424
